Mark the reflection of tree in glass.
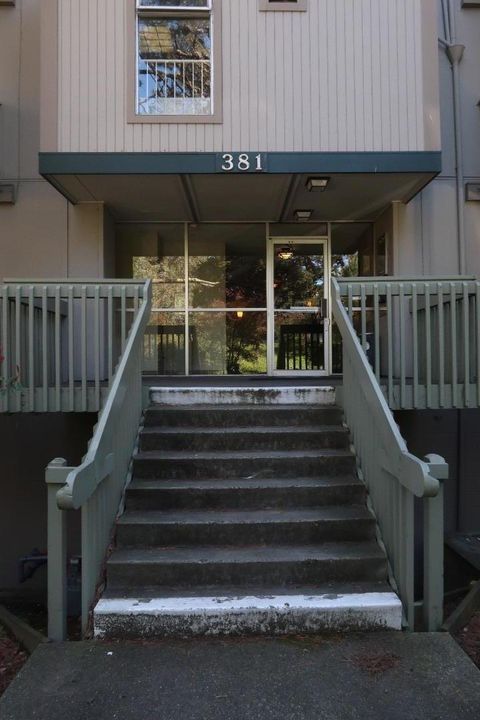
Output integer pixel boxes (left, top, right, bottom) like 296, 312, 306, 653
133, 255, 184, 309
275, 255, 325, 308
226, 314, 267, 375
331, 254, 359, 278
189, 254, 266, 309
139, 18, 211, 103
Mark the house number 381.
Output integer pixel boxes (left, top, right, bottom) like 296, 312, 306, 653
221, 153, 264, 172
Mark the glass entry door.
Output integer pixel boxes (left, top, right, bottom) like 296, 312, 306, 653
268, 238, 330, 375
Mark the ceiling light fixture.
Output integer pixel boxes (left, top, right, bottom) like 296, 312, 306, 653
306, 177, 330, 192
294, 209, 313, 222
277, 245, 295, 261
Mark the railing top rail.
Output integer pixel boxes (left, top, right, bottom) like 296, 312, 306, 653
3, 279, 148, 285
336, 276, 476, 284
56, 280, 152, 510
1, 280, 148, 300
336, 276, 480, 297
331, 277, 440, 499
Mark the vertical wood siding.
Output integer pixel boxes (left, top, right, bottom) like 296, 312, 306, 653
56, 0, 430, 153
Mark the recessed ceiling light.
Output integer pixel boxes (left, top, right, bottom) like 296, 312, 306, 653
306, 177, 330, 192
294, 209, 313, 222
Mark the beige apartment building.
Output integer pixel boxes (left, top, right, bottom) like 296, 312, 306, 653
0, 0, 479, 639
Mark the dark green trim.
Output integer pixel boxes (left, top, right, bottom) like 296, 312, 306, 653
39, 151, 442, 176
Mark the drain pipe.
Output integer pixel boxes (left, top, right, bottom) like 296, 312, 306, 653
441, 0, 466, 274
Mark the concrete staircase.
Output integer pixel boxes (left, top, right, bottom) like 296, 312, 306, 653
94, 387, 402, 638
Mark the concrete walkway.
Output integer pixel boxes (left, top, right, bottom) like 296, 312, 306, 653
1, 633, 480, 719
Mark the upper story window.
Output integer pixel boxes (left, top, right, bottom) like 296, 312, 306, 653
136, 0, 217, 118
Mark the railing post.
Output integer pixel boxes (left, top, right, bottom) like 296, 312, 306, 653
423, 454, 449, 631
45, 457, 72, 641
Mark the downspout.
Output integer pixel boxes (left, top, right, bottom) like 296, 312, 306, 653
441, 0, 466, 275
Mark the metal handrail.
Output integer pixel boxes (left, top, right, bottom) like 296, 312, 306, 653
45, 280, 152, 639
331, 277, 448, 630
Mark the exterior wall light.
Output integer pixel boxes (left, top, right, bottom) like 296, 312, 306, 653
306, 177, 330, 192
294, 209, 313, 222
0, 184, 16, 204
236, 311, 244, 319
277, 246, 295, 260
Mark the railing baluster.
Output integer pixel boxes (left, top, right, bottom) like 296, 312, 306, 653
108, 286, 113, 384
81, 286, 87, 412
94, 285, 100, 410
28, 287, 34, 411
477, 282, 480, 407
121, 286, 127, 352
360, 284, 367, 354
1, 286, 8, 412
54, 286, 61, 411
387, 285, 393, 407
15, 286, 21, 412
438, 283, 445, 408
463, 282, 470, 406
451, 282, 458, 407
425, 283, 432, 408
373, 284, 380, 382
42, 286, 48, 412
399, 283, 406, 408
347, 284, 353, 321
412, 284, 419, 408
68, 286, 74, 412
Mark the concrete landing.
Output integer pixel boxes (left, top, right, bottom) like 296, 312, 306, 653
2, 633, 480, 720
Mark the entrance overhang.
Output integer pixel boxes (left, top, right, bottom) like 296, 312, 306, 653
39, 151, 441, 223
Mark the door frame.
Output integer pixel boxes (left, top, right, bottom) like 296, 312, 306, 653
267, 235, 331, 376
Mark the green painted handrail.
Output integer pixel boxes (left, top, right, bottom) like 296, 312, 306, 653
332, 278, 447, 630
45, 280, 152, 640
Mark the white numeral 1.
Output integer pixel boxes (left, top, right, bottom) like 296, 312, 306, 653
255, 154, 263, 171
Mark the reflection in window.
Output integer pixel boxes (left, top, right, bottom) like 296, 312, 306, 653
137, 4, 212, 115
144, 312, 187, 375
188, 224, 266, 308
189, 312, 267, 375
116, 224, 185, 310
274, 312, 325, 371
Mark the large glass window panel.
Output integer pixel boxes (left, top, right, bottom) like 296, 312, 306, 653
274, 243, 325, 310
189, 312, 267, 375
144, 312, 186, 375
188, 224, 266, 309
116, 224, 185, 309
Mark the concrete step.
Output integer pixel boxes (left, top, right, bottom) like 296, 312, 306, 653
132, 449, 356, 480
126, 476, 366, 511
116, 507, 376, 547
139, 425, 349, 453
94, 587, 402, 638
107, 542, 388, 589
143, 405, 344, 429
150, 386, 336, 407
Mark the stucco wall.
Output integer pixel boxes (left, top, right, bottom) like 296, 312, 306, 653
0, 1, 112, 281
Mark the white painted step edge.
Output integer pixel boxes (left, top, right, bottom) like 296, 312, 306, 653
149, 386, 337, 406
94, 592, 402, 637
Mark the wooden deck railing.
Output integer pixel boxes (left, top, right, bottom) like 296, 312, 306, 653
336, 277, 480, 410
332, 278, 448, 630
45, 280, 152, 639
0, 280, 147, 412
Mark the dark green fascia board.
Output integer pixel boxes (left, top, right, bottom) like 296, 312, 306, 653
39, 151, 442, 176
